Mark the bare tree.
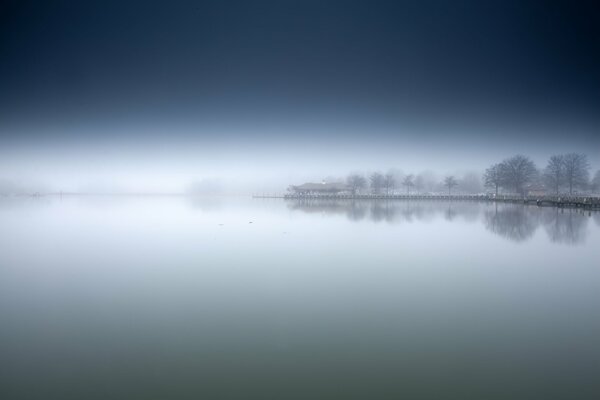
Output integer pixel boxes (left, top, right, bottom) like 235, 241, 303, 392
369, 172, 385, 194
383, 172, 395, 195
562, 153, 590, 195
460, 172, 482, 194
416, 171, 437, 193
543, 155, 565, 195
498, 155, 538, 196
401, 174, 415, 195
347, 174, 367, 195
444, 176, 458, 195
414, 174, 424, 194
483, 163, 502, 196
592, 170, 600, 193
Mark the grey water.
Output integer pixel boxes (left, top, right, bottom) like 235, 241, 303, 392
1, 196, 599, 400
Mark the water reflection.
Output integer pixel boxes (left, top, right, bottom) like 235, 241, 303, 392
1, 196, 599, 400
287, 199, 595, 245
286, 198, 482, 224
483, 204, 538, 243
541, 207, 589, 245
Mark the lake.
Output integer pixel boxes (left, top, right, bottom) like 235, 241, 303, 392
1, 196, 599, 399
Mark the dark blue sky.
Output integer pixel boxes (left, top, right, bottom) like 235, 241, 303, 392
1, 0, 599, 190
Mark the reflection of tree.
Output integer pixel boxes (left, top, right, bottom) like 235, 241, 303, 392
400, 202, 420, 222
286, 199, 481, 224
444, 204, 457, 221
348, 202, 368, 222
483, 203, 538, 242
541, 208, 588, 245
370, 202, 396, 222
286, 198, 598, 244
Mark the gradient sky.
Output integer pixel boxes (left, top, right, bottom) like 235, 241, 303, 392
1, 0, 599, 191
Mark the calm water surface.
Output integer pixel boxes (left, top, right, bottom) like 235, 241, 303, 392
1, 196, 599, 399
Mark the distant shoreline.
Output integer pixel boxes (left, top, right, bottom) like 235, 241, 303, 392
0, 192, 251, 197
3, 192, 599, 210
254, 193, 600, 210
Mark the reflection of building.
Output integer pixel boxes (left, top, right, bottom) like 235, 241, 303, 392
288, 182, 350, 195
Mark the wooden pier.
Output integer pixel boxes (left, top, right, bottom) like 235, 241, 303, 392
252, 193, 600, 210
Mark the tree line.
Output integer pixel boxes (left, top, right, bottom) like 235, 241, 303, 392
344, 153, 599, 196
484, 153, 597, 196
347, 172, 463, 196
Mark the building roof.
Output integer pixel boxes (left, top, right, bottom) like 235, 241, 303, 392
291, 182, 350, 191
525, 184, 547, 191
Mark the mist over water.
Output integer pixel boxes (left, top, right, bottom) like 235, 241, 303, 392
1, 197, 599, 399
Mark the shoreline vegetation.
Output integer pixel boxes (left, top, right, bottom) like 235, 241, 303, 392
286, 154, 600, 201
261, 193, 600, 210
2, 154, 599, 202
6, 191, 600, 211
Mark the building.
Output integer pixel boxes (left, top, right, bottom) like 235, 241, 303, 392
525, 184, 547, 197
288, 181, 350, 195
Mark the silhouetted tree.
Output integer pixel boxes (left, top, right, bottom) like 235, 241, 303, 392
562, 153, 590, 195
592, 170, 600, 193
543, 155, 565, 195
444, 176, 458, 195
498, 155, 538, 195
414, 174, 424, 194
416, 171, 437, 193
383, 172, 395, 195
483, 164, 502, 196
460, 172, 483, 194
402, 174, 415, 195
347, 174, 367, 195
369, 172, 385, 194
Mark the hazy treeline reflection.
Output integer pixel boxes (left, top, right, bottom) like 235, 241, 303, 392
485, 204, 592, 244
541, 207, 590, 245
287, 199, 595, 244
287, 198, 481, 223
